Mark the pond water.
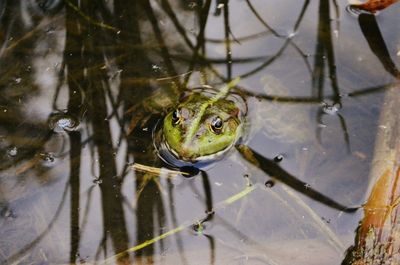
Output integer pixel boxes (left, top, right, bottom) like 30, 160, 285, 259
0, 0, 399, 264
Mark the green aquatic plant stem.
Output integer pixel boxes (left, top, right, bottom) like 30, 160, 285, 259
183, 77, 241, 148
107, 225, 186, 263
221, 184, 255, 205
101, 184, 255, 264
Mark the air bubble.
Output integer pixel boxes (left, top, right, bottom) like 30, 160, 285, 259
287, 31, 297, 38
205, 209, 215, 215
265, 180, 275, 188
188, 1, 197, 9
93, 178, 103, 185
49, 112, 79, 132
1, 207, 16, 219
274, 154, 284, 162
7, 146, 18, 157
322, 102, 340, 115
321, 216, 331, 223
152, 64, 161, 72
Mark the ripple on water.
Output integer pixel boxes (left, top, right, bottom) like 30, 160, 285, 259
322, 102, 341, 115
265, 180, 275, 188
6, 146, 18, 157
48, 111, 79, 132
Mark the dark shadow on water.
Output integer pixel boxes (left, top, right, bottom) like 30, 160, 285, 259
63, 1, 130, 263
312, 0, 351, 153
68, 131, 81, 263
236, 145, 358, 213
358, 13, 400, 79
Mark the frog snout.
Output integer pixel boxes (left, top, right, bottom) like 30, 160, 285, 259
178, 144, 199, 160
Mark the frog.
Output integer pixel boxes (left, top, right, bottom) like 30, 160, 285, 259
159, 75, 313, 164
129, 76, 356, 213
161, 79, 245, 162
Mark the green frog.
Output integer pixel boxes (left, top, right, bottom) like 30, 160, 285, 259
158, 75, 312, 164
149, 77, 355, 213
128, 75, 355, 213
161, 79, 245, 162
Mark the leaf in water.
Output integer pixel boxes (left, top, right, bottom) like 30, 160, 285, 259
348, 0, 399, 12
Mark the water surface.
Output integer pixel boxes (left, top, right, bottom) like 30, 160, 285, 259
0, 0, 399, 264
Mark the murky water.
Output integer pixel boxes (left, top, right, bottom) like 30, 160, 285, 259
0, 0, 399, 264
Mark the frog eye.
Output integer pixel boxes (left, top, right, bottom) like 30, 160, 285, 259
171, 109, 182, 125
210, 117, 223, 134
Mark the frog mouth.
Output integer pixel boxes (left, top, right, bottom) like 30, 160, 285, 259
163, 140, 231, 162
160, 134, 241, 166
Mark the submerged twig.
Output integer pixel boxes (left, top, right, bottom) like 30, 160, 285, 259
131, 163, 190, 177
343, 84, 400, 265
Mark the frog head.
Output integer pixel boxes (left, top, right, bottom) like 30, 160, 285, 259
162, 89, 244, 162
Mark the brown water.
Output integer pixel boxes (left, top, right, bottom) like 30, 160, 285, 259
0, 0, 399, 264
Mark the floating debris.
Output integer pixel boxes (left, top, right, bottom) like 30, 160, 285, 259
346, 0, 398, 15
192, 221, 205, 235
39, 152, 55, 163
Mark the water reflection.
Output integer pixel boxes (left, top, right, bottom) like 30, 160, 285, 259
358, 13, 399, 79
0, 0, 399, 264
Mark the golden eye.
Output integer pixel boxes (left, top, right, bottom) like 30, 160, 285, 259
171, 109, 182, 125
210, 117, 223, 134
